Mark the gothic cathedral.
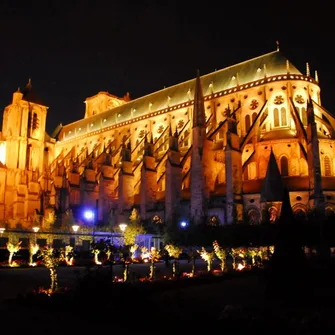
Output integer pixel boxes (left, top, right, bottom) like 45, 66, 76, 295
1, 48, 335, 232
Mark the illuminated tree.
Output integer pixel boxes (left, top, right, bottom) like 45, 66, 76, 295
129, 208, 140, 225
164, 244, 182, 278
6, 241, 22, 267
130, 244, 138, 260
198, 247, 215, 272
92, 248, 102, 265
213, 240, 226, 272
123, 223, 146, 246
149, 247, 161, 280
29, 243, 40, 266
106, 249, 112, 261
39, 246, 65, 294
64, 245, 74, 266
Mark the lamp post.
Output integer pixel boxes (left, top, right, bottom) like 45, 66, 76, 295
119, 223, 127, 233
72, 225, 80, 233
119, 223, 128, 281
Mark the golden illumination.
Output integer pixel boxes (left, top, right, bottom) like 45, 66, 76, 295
92, 249, 102, 265
7, 241, 22, 267
197, 247, 215, 272
72, 224, 80, 232
0, 142, 6, 165
119, 223, 127, 232
29, 243, 40, 266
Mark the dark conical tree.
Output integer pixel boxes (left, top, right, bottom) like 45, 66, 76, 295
265, 187, 308, 301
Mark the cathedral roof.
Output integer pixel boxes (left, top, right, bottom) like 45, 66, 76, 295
260, 149, 285, 202
57, 50, 302, 141
21, 79, 46, 106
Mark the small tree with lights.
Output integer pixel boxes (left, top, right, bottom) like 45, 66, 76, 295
6, 241, 22, 267
123, 223, 146, 246
64, 245, 74, 266
39, 246, 65, 294
198, 247, 215, 272
213, 240, 226, 272
29, 243, 40, 266
130, 244, 138, 261
149, 247, 161, 280
164, 244, 183, 278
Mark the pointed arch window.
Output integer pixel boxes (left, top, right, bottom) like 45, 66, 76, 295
252, 112, 257, 123
245, 114, 251, 133
273, 108, 280, 127
324, 155, 331, 176
281, 107, 287, 126
280, 156, 289, 176
301, 107, 307, 126
273, 107, 288, 128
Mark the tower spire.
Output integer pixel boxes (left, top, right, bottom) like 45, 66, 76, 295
306, 62, 310, 77
192, 69, 206, 128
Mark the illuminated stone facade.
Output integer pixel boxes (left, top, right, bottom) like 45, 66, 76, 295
1, 49, 335, 231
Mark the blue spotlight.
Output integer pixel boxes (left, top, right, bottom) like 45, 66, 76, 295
83, 209, 94, 221
180, 221, 188, 228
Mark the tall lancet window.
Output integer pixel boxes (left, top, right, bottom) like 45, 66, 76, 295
301, 107, 307, 126
280, 156, 289, 176
273, 108, 280, 127
273, 107, 288, 128
245, 115, 251, 133
324, 155, 331, 176
280, 107, 287, 126
252, 112, 257, 123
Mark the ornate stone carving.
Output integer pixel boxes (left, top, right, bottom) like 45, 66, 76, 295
249, 99, 259, 110
274, 95, 284, 105
294, 95, 305, 104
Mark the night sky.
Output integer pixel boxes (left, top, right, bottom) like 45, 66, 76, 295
0, 1, 333, 134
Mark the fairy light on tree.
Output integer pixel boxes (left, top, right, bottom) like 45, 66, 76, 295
149, 247, 161, 280
197, 247, 215, 272
39, 246, 65, 294
64, 245, 74, 266
164, 244, 182, 278
29, 243, 40, 266
92, 248, 102, 265
130, 244, 138, 260
6, 241, 22, 267
141, 246, 150, 262
106, 248, 112, 261
213, 240, 226, 272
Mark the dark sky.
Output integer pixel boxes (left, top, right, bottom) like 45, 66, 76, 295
0, 0, 333, 134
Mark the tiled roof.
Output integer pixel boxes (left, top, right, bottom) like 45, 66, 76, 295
21, 80, 46, 106
57, 50, 302, 141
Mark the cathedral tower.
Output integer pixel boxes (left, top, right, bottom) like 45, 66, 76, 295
2, 80, 48, 172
